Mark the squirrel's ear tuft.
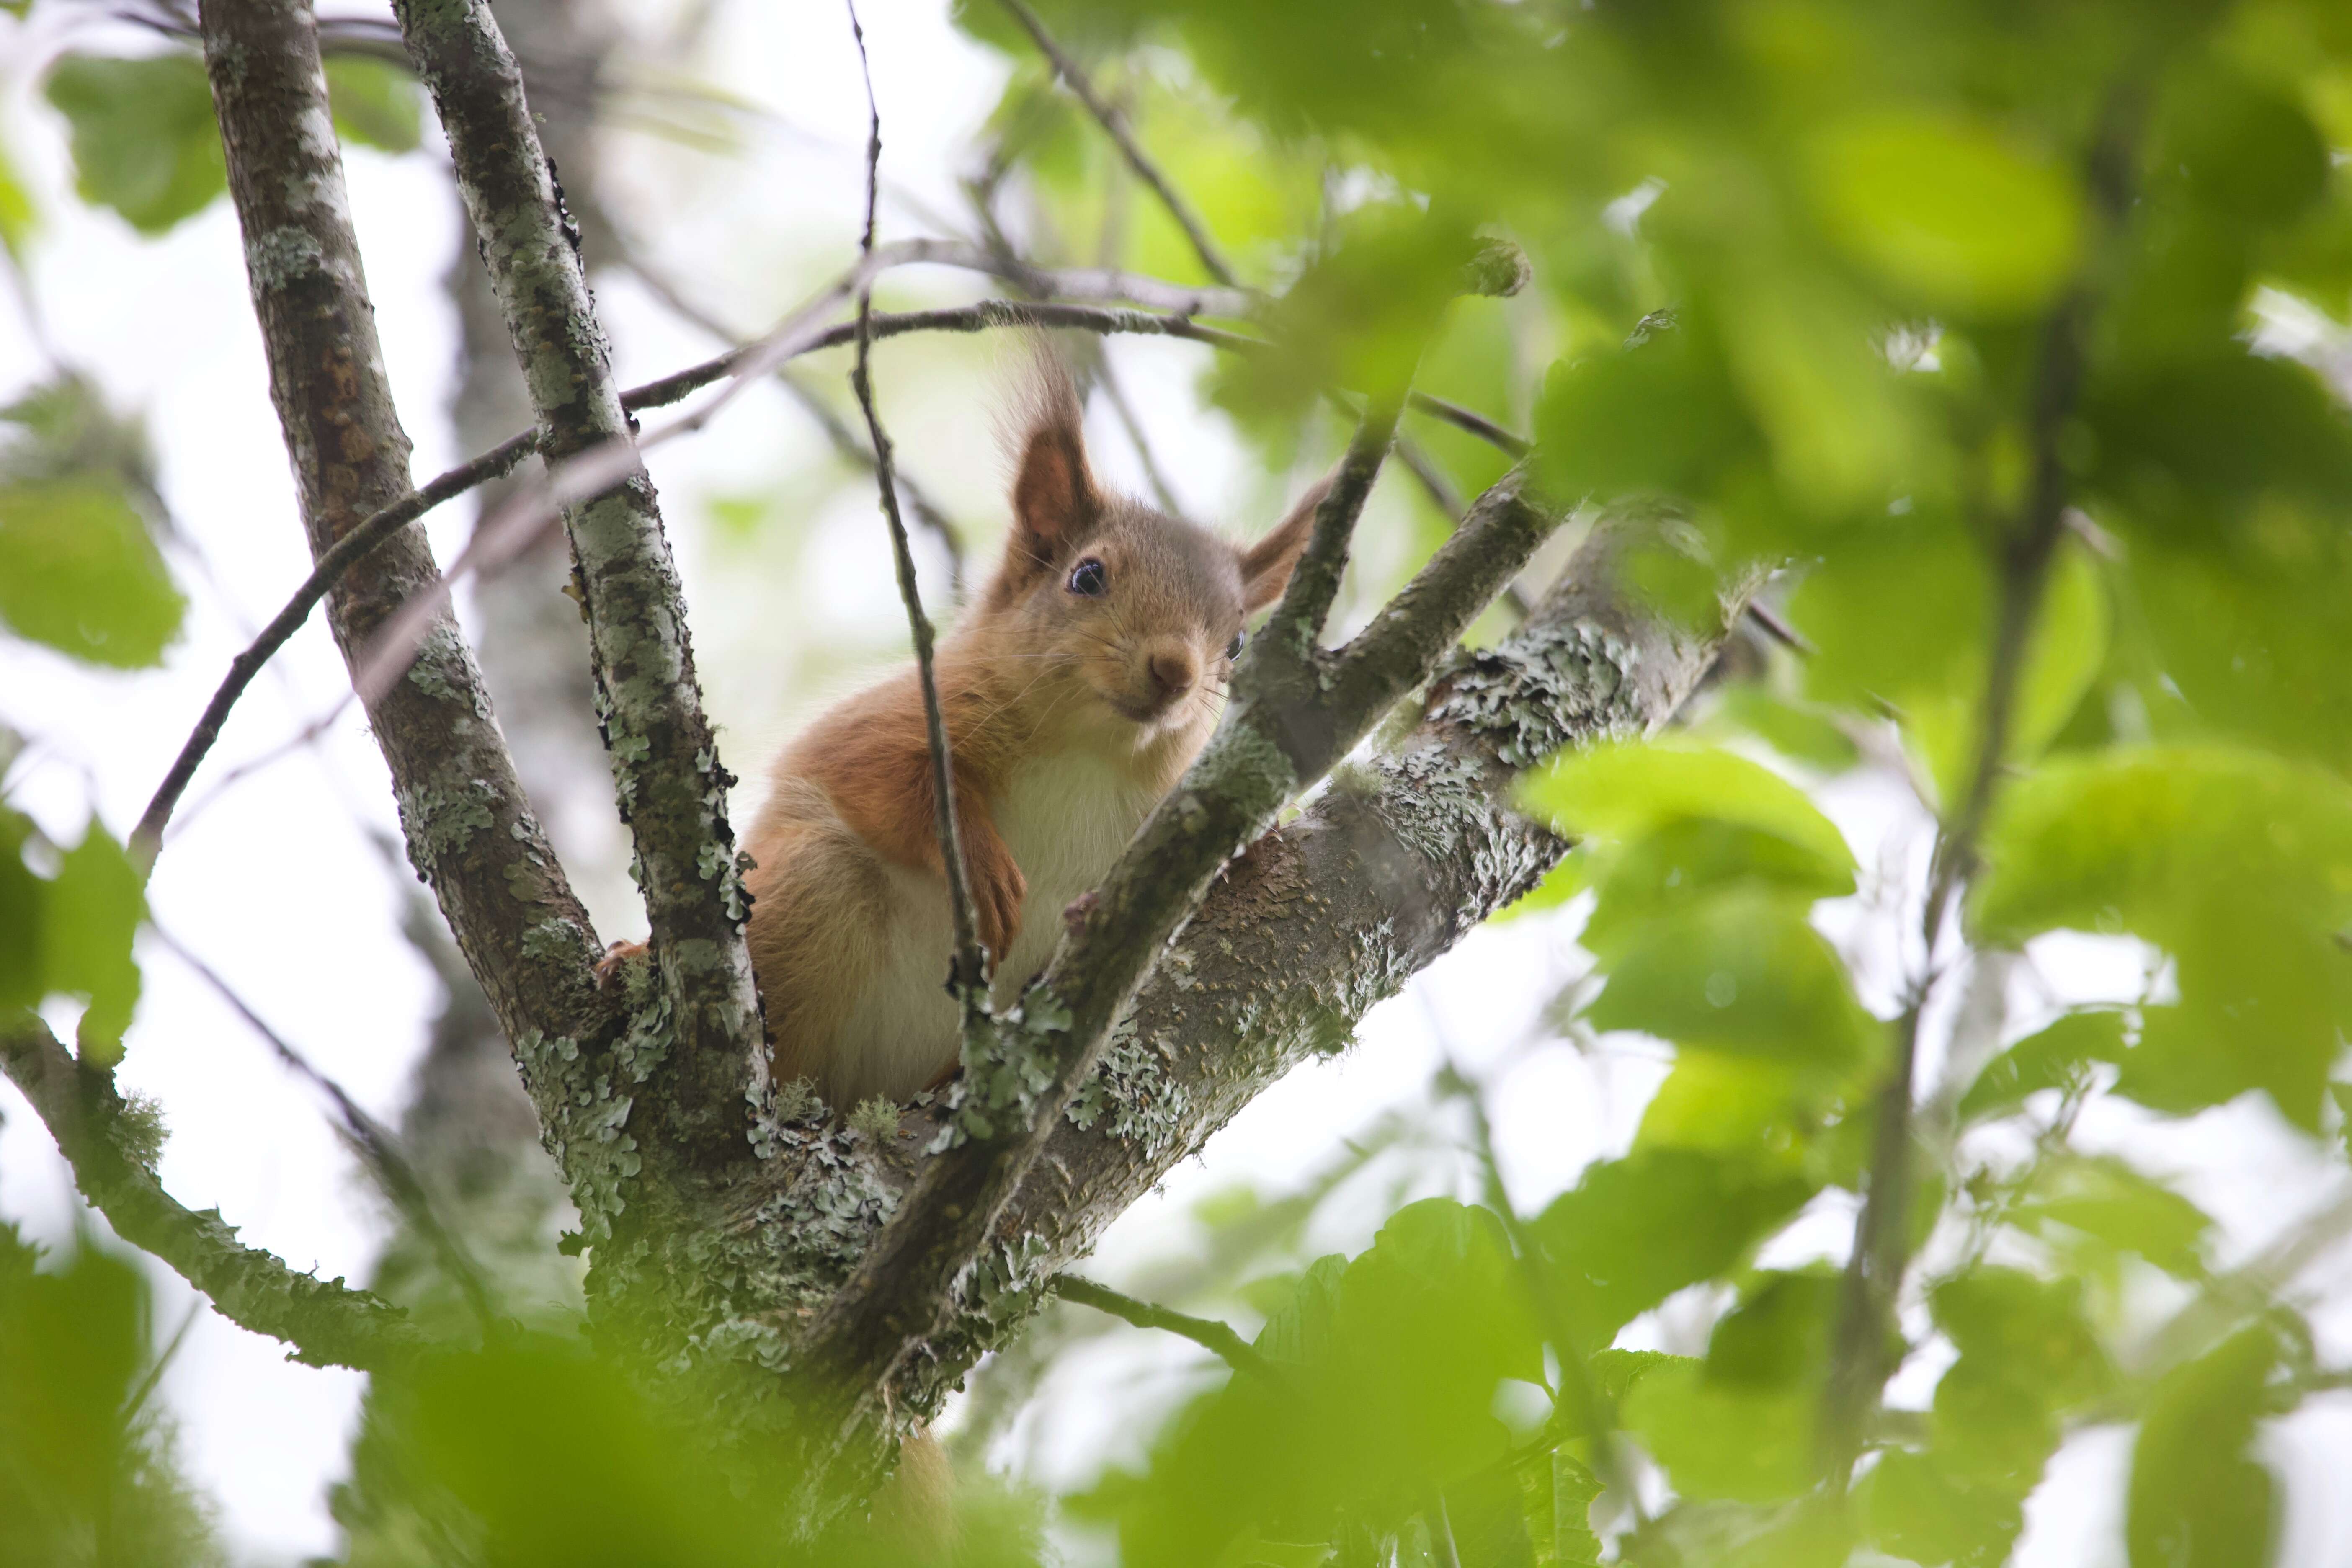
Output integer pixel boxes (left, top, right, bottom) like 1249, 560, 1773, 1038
998, 345, 1099, 591
1238, 477, 1329, 612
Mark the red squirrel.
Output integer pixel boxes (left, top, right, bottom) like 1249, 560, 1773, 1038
736, 355, 1326, 1112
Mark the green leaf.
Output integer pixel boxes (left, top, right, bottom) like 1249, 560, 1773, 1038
1620, 1358, 1816, 1503
41, 824, 144, 1063
2009, 1155, 2212, 1279
1958, 1010, 2123, 1123
1533, 313, 1767, 516
1580, 820, 1859, 962
1795, 523, 2108, 805
2127, 1328, 2281, 1568
1804, 108, 2085, 318
0, 136, 34, 262
1635, 1051, 1808, 1159
1857, 1447, 2033, 1568
0, 808, 41, 1013
43, 53, 226, 235
1706, 687, 1862, 774
1534, 1149, 1815, 1346
1520, 740, 1855, 875
1975, 747, 2352, 1128
1928, 1268, 2109, 1481
0, 480, 184, 667
325, 56, 422, 154
1584, 889, 1878, 1070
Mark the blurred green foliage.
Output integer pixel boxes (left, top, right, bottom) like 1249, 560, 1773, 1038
0, 1224, 223, 1568
3, 0, 2350, 1560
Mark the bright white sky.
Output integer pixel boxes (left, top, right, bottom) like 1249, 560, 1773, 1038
3, 2, 2352, 1563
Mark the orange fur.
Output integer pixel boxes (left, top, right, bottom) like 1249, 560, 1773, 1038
741, 351, 1328, 1111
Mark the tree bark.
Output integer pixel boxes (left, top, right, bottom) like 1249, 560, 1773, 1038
196, 0, 616, 1068
392, 0, 766, 1176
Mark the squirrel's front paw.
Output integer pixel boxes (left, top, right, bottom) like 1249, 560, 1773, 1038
594, 939, 647, 991
972, 859, 1026, 974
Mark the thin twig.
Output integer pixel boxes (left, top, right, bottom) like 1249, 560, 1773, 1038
1265, 399, 1402, 654
1435, 1058, 1641, 1521
616, 243, 970, 592
995, 0, 1239, 289
128, 432, 537, 867
1818, 95, 2143, 1481
844, 0, 990, 1006
1426, 1489, 1465, 1568
1047, 1274, 1290, 1388
141, 293, 1530, 862
121, 1300, 201, 1424
0, 1016, 426, 1371
150, 926, 504, 1344
1409, 391, 1532, 458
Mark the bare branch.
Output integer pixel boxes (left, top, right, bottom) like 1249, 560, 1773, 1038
131, 429, 538, 864
150, 926, 503, 1343
614, 243, 968, 594
1262, 400, 1400, 664
844, 0, 990, 1010
995, 0, 1240, 289
1820, 94, 2143, 1478
1047, 1275, 1288, 1388
1408, 392, 1532, 459
1, 1016, 428, 1372
393, 0, 765, 1164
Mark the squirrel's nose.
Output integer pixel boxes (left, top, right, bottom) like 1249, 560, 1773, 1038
1144, 645, 1198, 699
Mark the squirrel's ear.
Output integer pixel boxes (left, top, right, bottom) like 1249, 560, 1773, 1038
1238, 477, 1329, 612
1002, 355, 1099, 586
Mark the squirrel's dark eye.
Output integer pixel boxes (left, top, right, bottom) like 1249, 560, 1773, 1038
1225, 629, 1246, 661
1067, 558, 1108, 597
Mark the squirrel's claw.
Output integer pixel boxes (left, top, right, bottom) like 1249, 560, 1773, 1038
594, 939, 647, 991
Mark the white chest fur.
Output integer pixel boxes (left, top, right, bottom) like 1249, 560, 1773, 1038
990, 750, 1164, 991
818, 746, 1165, 1109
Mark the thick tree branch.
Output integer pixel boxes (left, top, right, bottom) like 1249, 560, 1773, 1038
137, 289, 1528, 920
759, 512, 1739, 1513
1, 1016, 427, 1372
792, 459, 1572, 1479
196, 0, 613, 1088
393, 0, 765, 1166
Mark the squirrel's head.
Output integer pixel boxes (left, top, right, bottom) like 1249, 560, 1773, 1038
970, 352, 1325, 747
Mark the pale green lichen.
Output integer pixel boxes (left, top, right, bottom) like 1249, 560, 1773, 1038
114, 1090, 169, 1168
847, 1097, 901, 1142
248, 227, 325, 291
1063, 1016, 1192, 1160
1431, 619, 1647, 766
520, 916, 583, 965
394, 779, 498, 878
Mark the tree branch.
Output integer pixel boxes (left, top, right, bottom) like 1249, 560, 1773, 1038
196, 0, 614, 1091
393, 0, 765, 1167
1819, 94, 2143, 1478
791, 456, 1572, 1481
844, 0, 989, 1010
1047, 1274, 1287, 1387
131, 429, 539, 864
767, 510, 1744, 1510
1, 1015, 427, 1372
135, 290, 1528, 910
995, 0, 1240, 289
150, 926, 502, 1343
